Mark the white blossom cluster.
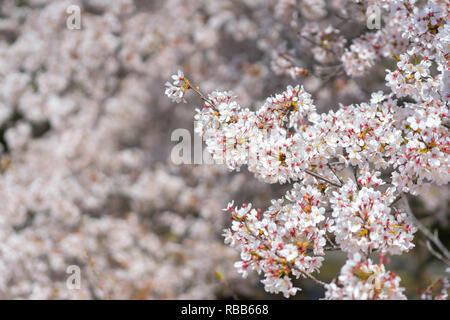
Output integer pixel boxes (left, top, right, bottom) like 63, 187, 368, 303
324, 253, 407, 300
330, 171, 416, 256
223, 184, 327, 298
166, 0, 449, 299
165, 70, 188, 104
189, 85, 319, 184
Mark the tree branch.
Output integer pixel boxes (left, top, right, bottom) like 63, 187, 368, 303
401, 195, 450, 267
304, 169, 343, 188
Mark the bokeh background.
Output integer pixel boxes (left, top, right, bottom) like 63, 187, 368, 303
0, 0, 448, 299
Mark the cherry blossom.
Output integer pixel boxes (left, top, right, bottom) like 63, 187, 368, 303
165, 0, 449, 300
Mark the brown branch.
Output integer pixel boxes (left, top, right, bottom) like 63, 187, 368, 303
352, 165, 362, 190
187, 82, 215, 109
327, 163, 344, 186
304, 169, 343, 188
401, 195, 450, 267
325, 233, 339, 249
299, 269, 327, 287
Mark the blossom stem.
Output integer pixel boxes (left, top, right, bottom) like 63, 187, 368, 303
299, 269, 327, 287
325, 233, 338, 249
304, 169, 343, 188
401, 195, 450, 267
327, 163, 344, 186
186, 80, 217, 111
352, 166, 361, 190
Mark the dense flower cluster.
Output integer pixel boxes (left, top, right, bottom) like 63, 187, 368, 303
223, 184, 327, 297
324, 254, 407, 300
191, 85, 319, 184
330, 172, 416, 256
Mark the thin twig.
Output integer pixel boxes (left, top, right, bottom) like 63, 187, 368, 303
401, 195, 450, 267
187, 82, 216, 110
352, 165, 361, 190
304, 169, 343, 188
300, 269, 327, 287
325, 233, 338, 249
297, 33, 335, 55
327, 163, 344, 186
285, 255, 327, 287
424, 240, 446, 263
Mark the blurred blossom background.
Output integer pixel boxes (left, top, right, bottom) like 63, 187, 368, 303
0, 0, 448, 299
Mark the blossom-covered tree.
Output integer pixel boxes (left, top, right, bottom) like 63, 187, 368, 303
166, 0, 449, 299
0, 0, 447, 300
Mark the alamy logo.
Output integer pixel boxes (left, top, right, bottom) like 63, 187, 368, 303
66, 5, 81, 30
66, 265, 81, 290
366, 5, 381, 30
